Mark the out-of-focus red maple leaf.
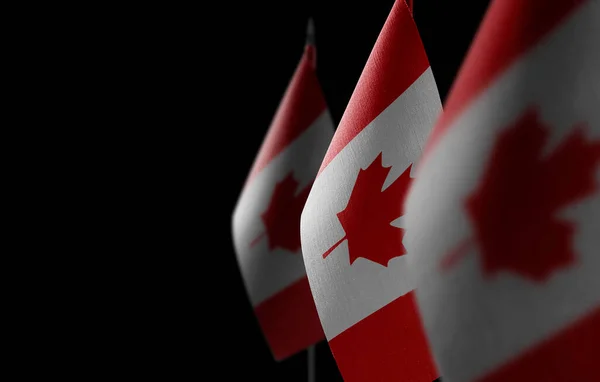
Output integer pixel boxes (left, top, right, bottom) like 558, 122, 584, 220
322, 153, 413, 267
441, 107, 600, 281
251, 173, 312, 253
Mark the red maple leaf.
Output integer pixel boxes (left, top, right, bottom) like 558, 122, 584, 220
441, 107, 600, 281
322, 153, 413, 266
250, 173, 312, 253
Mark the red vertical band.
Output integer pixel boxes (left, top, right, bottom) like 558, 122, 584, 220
478, 306, 600, 382
245, 44, 327, 186
422, 0, 587, 161
328, 292, 439, 381
317, 0, 429, 174
254, 277, 325, 361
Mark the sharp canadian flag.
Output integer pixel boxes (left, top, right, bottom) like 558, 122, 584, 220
404, 0, 600, 381
300, 1, 441, 380
231, 27, 333, 360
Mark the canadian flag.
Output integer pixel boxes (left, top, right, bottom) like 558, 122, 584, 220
404, 0, 600, 381
231, 23, 334, 361
300, 1, 441, 380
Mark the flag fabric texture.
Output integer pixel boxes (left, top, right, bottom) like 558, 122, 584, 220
231, 38, 334, 361
300, 1, 442, 380
405, 0, 600, 381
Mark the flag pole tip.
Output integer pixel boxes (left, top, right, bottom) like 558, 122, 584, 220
306, 18, 315, 45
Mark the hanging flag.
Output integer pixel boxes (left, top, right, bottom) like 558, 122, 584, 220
404, 0, 600, 381
300, 1, 442, 380
231, 20, 333, 361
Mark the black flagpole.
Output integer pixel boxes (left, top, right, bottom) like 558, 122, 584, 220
306, 17, 317, 382
308, 345, 316, 382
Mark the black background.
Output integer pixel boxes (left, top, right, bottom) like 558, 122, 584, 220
117, 0, 492, 380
